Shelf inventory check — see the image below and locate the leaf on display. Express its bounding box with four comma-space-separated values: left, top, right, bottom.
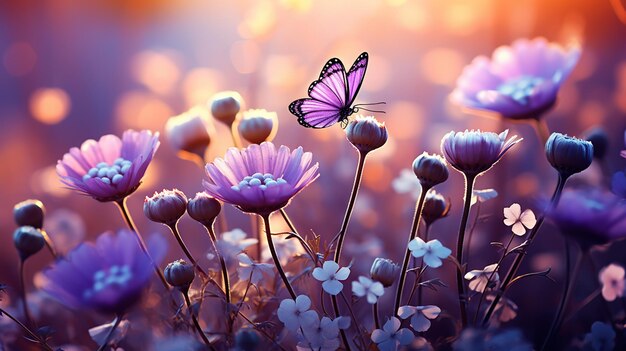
490, 241, 504, 248
419, 278, 448, 291
506, 240, 530, 257
447, 255, 465, 273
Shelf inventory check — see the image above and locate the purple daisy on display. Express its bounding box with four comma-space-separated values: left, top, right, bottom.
57, 130, 160, 202
452, 37, 580, 120
203, 142, 319, 216
39, 229, 166, 315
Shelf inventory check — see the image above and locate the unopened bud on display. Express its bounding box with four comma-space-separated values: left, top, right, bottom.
210, 91, 243, 126
238, 109, 278, 144
14, 226, 45, 260
545, 132, 593, 179
412, 152, 449, 189
14, 199, 45, 229
144, 189, 188, 226
165, 107, 214, 160
187, 192, 222, 226
370, 258, 400, 288
583, 128, 609, 160
422, 190, 450, 225
164, 259, 195, 290
345, 116, 387, 154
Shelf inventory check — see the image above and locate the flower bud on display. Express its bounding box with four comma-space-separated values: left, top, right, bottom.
583, 128, 609, 160
370, 258, 400, 288
412, 152, 449, 189
210, 91, 243, 126
422, 190, 450, 225
165, 107, 214, 161
545, 132, 593, 178
13, 199, 45, 229
13, 226, 45, 260
345, 116, 387, 154
164, 259, 195, 290
144, 189, 188, 226
187, 192, 222, 226
238, 109, 278, 144
235, 329, 260, 351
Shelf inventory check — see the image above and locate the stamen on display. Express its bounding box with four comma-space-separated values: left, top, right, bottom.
82, 158, 132, 185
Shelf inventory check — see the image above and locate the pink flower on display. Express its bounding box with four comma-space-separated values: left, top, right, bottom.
503, 203, 536, 236
57, 130, 159, 202
599, 264, 625, 302
203, 142, 319, 216
452, 37, 580, 120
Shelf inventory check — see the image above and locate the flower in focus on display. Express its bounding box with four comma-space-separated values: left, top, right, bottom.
398, 305, 441, 332
370, 258, 400, 288
503, 203, 536, 236
345, 115, 388, 154
408, 238, 452, 268
165, 107, 214, 161
464, 263, 499, 293
451, 37, 580, 120
422, 190, 451, 226
412, 153, 449, 189
40, 229, 164, 314
57, 130, 159, 202
598, 264, 625, 302
441, 129, 522, 177
143, 189, 188, 226
237, 253, 274, 285
545, 132, 593, 178
210, 91, 243, 126
471, 188, 498, 206
371, 317, 414, 351
392, 169, 422, 199
583, 321, 615, 351
203, 142, 319, 216
352, 276, 384, 304
238, 109, 278, 144
277, 295, 318, 331
312, 261, 350, 295
216, 228, 258, 259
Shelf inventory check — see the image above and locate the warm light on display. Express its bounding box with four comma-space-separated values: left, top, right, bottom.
31, 166, 71, 197
230, 40, 261, 74
4, 42, 37, 76
263, 55, 306, 89
384, 102, 424, 140
238, 0, 277, 39
421, 48, 465, 86
131, 50, 181, 95
29, 88, 71, 124
115, 91, 173, 130
182, 68, 224, 108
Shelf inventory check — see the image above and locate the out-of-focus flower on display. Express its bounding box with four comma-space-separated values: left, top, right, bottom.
422, 190, 451, 226
352, 276, 384, 304
371, 317, 414, 351
408, 238, 451, 268
57, 130, 159, 202
412, 152, 449, 189
441, 129, 521, 177
277, 295, 318, 331
370, 258, 400, 288
143, 189, 187, 226
238, 109, 278, 144
216, 228, 258, 259
464, 263, 499, 292
45, 209, 85, 256
89, 319, 130, 347
234, 329, 260, 351
392, 169, 422, 199
299, 316, 347, 351
13, 226, 45, 260
210, 91, 243, 126
164, 259, 195, 291
237, 253, 274, 285
621, 131, 626, 159
545, 133, 593, 178
312, 261, 350, 295
454, 328, 532, 351
13, 199, 45, 229
153, 335, 202, 351
187, 192, 222, 226
485, 295, 518, 323
203, 142, 319, 216
598, 264, 625, 302
471, 188, 498, 206
583, 128, 609, 160
611, 170, 626, 199
345, 115, 388, 154
550, 188, 626, 251
397, 305, 441, 332
583, 321, 615, 351
165, 107, 214, 161
40, 230, 162, 314
503, 203, 536, 236
451, 37, 580, 120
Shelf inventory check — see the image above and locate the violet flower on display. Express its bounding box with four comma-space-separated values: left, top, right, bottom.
57, 130, 159, 202
452, 37, 580, 120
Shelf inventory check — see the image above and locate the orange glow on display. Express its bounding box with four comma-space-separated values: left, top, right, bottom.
362, 160, 392, 192
115, 91, 173, 130
238, 0, 277, 39
385, 102, 424, 140
230, 40, 261, 74
30, 166, 71, 197
182, 68, 224, 108
131, 50, 181, 95
29, 88, 71, 124
421, 48, 465, 86
3, 42, 37, 76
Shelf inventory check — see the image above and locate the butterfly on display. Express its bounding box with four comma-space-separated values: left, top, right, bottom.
289, 52, 384, 129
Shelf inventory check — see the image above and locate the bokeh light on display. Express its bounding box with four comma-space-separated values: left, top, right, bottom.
29, 88, 71, 125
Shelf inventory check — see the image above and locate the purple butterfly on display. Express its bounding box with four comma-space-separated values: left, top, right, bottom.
289, 52, 383, 129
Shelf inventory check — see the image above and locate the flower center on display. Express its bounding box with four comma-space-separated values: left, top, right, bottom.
231, 172, 287, 191
83, 265, 133, 299
82, 158, 132, 185
497, 76, 545, 105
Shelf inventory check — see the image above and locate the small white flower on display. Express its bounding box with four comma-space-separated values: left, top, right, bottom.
371, 317, 414, 351
599, 264, 625, 302
397, 305, 441, 332
352, 276, 384, 304
216, 228, 258, 258
503, 203, 536, 236
312, 261, 350, 295
408, 238, 451, 268
237, 253, 274, 285
464, 263, 499, 293
471, 188, 498, 205
277, 295, 319, 331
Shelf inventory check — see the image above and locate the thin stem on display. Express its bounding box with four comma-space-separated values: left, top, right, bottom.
261, 214, 296, 299
230, 125, 243, 148
40, 230, 59, 259
0, 307, 53, 351
483, 174, 567, 326
373, 302, 381, 330
534, 119, 551, 146
407, 266, 428, 305
563, 288, 601, 324
18, 259, 33, 328
207, 225, 232, 304
167, 223, 208, 279
250, 215, 262, 261
340, 291, 367, 349
417, 224, 432, 306
464, 202, 482, 267
184, 290, 216, 351
279, 209, 318, 263
96, 315, 123, 351
587, 254, 618, 328
394, 187, 430, 315
454, 174, 476, 329
236, 310, 289, 351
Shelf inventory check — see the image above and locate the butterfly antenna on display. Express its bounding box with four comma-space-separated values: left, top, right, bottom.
354, 102, 386, 107
358, 107, 386, 114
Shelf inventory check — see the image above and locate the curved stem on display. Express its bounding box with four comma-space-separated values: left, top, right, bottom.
18, 259, 33, 328
167, 223, 208, 279
230, 125, 242, 148
373, 302, 381, 330
261, 214, 296, 299
454, 174, 476, 329
207, 225, 231, 304
482, 174, 567, 326
534, 119, 551, 146
184, 290, 216, 351
0, 307, 53, 351
394, 187, 429, 315
40, 230, 59, 259
96, 315, 123, 351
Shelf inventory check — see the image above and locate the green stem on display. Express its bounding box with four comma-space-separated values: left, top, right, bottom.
18, 259, 33, 328
454, 174, 476, 329
96, 315, 123, 351
184, 290, 216, 351
261, 214, 296, 299
167, 223, 208, 279
207, 225, 231, 304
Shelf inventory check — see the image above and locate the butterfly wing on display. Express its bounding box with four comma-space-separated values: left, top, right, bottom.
289, 98, 342, 129
346, 52, 368, 105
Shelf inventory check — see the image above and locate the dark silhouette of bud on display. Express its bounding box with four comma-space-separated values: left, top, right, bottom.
164, 259, 195, 291
14, 199, 45, 229
422, 190, 451, 226
370, 258, 400, 288
14, 226, 45, 260
412, 153, 449, 189
545, 132, 593, 178
583, 128, 609, 160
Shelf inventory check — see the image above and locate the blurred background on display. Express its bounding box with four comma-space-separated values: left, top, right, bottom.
1, 0, 626, 348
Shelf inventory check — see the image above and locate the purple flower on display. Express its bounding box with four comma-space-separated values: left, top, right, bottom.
452, 37, 580, 120
39, 229, 165, 314
57, 130, 160, 202
441, 129, 522, 177
203, 142, 319, 215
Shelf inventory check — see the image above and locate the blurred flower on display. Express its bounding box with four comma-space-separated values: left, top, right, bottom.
454, 328, 531, 351
203, 142, 319, 215
312, 261, 350, 295
13, 226, 45, 260
465, 263, 499, 293
371, 317, 414, 351
277, 295, 318, 331
398, 305, 441, 332
583, 128, 609, 160
187, 192, 222, 227
237, 253, 274, 285
621, 131, 626, 159
392, 169, 422, 199
165, 107, 214, 161
485, 295, 518, 323
56, 130, 159, 202
210, 91, 243, 126
598, 264, 625, 302
89, 319, 130, 347
143, 189, 188, 226
441, 129, 521, 177
545, 133, 593, 179
216, 228, 258, 259
412, 152, 449, 189
352, 276, 384, 304
164, 259, 195, 291
422, 190, 451, 226
583, 321, 615, 351
408, 238, 451, 268
238, 109, 278, 144
471, 188, 498, 206
13, 199, 45, 229
234, 329, 260, 351
503, 203, 536, 236
451, 37, 580, 120
370, 258, 400, 288
45, 209, 85, 256
345, 116, 388, 154
299, 316, 345, 351
611, 170, 626, 199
